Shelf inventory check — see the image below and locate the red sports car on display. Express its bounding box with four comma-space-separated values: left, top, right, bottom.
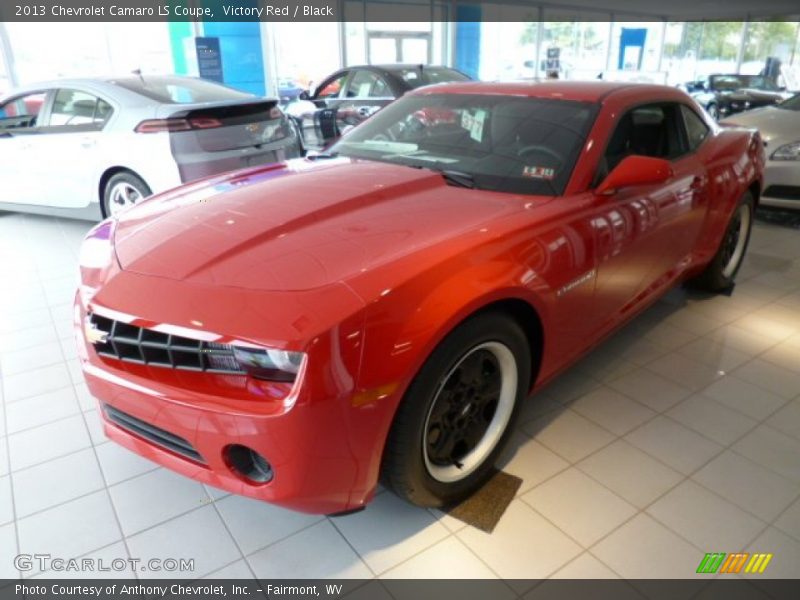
75, 81, 764, 514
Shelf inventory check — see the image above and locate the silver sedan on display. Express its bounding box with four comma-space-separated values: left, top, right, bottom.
0, 75, 304, 219
722, 95, 800, 210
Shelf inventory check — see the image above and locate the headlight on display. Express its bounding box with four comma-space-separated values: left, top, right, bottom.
233, 346, 305, 382
770, 141, 800, 161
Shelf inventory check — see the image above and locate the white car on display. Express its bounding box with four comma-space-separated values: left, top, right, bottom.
722, 94, 800, 210
0, 75, 303, 219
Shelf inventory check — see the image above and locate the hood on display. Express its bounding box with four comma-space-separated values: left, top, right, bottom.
721, 105, 800, 146
113, 158, 539, 292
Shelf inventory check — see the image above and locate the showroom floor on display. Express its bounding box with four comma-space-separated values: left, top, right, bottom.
1, 210, 800, 584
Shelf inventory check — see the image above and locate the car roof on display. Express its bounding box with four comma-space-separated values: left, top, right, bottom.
2, 74, 209, 97
407, 80, 686, 103
346, 64, 457, 71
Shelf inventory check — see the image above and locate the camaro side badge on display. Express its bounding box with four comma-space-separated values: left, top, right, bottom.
556, 269, 597, 297
84, 319, 109, 345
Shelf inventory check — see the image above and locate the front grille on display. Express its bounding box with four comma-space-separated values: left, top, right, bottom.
104, 404, 205, 463
763, 185, 800, 201
88, 314, 245, 374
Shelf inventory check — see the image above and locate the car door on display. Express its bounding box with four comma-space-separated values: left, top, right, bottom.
0, 90, 51, 206
29, 88, 115, 208
309, 70, 350, 145
590, 102, 708, 329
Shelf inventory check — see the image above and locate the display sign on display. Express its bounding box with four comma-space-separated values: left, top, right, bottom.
195, 37, 223, 83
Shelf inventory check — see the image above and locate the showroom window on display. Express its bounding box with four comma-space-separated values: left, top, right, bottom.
48, 89, 113, 129
680, 105, 710, 151
0, 90, 46, 129
542, 15, 612, 80
741, 20, 800, 73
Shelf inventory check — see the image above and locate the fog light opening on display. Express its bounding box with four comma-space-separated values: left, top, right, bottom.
225, 445, 273, 484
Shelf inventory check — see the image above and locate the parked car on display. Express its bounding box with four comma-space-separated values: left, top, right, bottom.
722, 93, 800, 209
682, 73, 793, 120
76, 81, 763, 514
285, 64, 470, 148
0, 75, 304, 219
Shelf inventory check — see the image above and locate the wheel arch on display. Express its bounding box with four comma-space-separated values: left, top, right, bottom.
98, 166, 150, 218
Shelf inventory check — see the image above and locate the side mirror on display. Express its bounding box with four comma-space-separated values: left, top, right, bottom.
596, 155, 673, 196
298, 90, 310, 101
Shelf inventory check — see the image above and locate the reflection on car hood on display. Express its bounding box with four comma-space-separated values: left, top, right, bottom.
113, 158, 539, 292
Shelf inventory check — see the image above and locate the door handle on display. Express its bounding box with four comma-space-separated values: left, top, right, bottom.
80, 137, 96, 148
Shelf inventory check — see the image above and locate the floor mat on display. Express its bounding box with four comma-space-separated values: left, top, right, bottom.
444, 469, 522, 533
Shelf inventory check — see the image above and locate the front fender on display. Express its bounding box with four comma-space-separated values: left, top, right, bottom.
339, 254, 553, 506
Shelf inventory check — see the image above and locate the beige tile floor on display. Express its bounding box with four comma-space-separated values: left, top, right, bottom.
1, 210, 800, 583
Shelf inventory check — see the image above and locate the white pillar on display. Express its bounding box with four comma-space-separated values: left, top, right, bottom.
260, 21, 279, 98
735, 20, 749, 74
657, 20, 667, 73
0, 22, 18, 88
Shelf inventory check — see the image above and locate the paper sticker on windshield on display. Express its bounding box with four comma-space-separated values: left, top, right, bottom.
523, 166, 556, 180
470, 110, 486, 142
460, 109, 486, 142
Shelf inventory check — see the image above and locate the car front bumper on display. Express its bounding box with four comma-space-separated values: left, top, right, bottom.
74, 282, 382, 514
761, 160, 800, 209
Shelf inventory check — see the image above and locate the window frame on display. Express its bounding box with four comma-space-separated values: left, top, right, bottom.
593, 100, 703, 188
314, 71, 350, 101
43, 87, 116, 133
678, 103, 711, 153
0, 89, 54, 133
344, 69, 393, 100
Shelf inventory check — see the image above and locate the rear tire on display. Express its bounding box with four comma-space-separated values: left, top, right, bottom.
103, 172, 151, 218
381, 312, 532, 507
690, 191, 754, 292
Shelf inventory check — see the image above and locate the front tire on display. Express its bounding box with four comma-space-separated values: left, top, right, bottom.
103, 172, 151, 218
691, 191, 754, 292
381, 312, 532, 507
707, 103, 720, 120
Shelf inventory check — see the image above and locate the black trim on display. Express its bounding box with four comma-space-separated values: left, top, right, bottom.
763, 185, 800, 201
89, 313, 245, 375
104, 404, 205, 464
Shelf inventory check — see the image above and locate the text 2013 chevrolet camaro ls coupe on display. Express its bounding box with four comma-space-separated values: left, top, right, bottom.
75, 81, 764, 514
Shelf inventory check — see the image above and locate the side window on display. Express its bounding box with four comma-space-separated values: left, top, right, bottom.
680, 105, 710, 151
315, 73, 347, 100
598, 102, 689, 181
48, 89, 113, 129
0, 91, 47, 129
347, 70, 390, 98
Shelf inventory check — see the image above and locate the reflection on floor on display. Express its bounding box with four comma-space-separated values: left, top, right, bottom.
1, 209, 799, 583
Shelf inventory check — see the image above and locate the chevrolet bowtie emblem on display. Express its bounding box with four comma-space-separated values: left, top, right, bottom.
84, 319, 109, 345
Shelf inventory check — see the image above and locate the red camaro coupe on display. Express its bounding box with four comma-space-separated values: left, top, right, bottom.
76, 81, 764, 514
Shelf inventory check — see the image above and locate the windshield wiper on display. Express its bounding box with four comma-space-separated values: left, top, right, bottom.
438, 170, 475, 189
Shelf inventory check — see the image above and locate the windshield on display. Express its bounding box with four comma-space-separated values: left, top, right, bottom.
330, 93, 597, 196
778, 94, 800, 111
710, 75, 778, 92
390, 67, 470, 89
110, 76, 254, 104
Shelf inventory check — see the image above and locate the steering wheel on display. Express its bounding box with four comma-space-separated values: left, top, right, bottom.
517, 144, 564, 165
